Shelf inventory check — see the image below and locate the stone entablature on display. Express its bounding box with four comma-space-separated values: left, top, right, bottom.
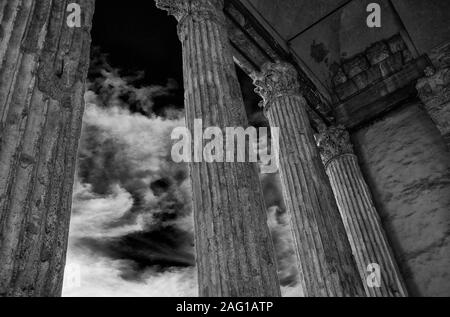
332, 34, 430, 129
332, 34, 413, 102
223, 1, 334, 126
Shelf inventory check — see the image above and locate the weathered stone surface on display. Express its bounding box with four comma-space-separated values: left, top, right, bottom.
366, 41, 391, 66
156, 0, 281, 297
253, 62, 364, 297
387, 34, 407, 55
429, 42, 450, 69
225, 17, 270, 68
335, 80, 359, 101
0, 0, 95, 297
317, 126, 354, 166
317, 126, 408, 297
353, 103, 450, 296
333, 36, 414, 103
331, 34, 417, 106
342, 54, 370, 79
332, 67, 348, 87
335, 55, 430, 128
377, 52, 404, 78
361, 66, 383, 88
417, 65, 450, 148
352, 71, 371, 91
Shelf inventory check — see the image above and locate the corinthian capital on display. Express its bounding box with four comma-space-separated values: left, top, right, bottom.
155, 0, 224, 22
252, 62, 302, 109
155, 0, 188, 20
417, 67, 450, 104
317, 126, 354, 166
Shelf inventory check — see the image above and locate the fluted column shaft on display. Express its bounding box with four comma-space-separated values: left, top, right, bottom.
156, 0, 280, 297
416, 43, 450, 149
0, 0, 95, 296
317, 126, 408, 297
253, 63, 364, 297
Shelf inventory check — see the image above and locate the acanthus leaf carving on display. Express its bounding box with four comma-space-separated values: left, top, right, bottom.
317, 125, 354, 167
252, 62, 302, 109
155, 0, 225, 40
155, 0, 189, 21
417, 67, 450, 104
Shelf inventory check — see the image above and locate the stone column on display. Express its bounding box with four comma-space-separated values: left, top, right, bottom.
253, 62, 364, 297
155, 0, 280, 297
317, 126, 408, 297
0, 0, 95, 296
416, 43, 450, 149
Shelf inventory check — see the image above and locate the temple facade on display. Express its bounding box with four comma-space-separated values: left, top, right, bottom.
0, 0, 449, 297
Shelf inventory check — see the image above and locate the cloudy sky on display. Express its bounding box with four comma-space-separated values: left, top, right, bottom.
62, 1, 301, 297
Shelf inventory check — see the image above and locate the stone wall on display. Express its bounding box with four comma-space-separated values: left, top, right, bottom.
332, 34, 413, 102
352, 101, 450, 296
248, 0, 403, 88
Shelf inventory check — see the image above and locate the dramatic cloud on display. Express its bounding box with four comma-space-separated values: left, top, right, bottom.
63, 51, 301, 297
63, 253, 197, 297
64, 51, 195, 296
